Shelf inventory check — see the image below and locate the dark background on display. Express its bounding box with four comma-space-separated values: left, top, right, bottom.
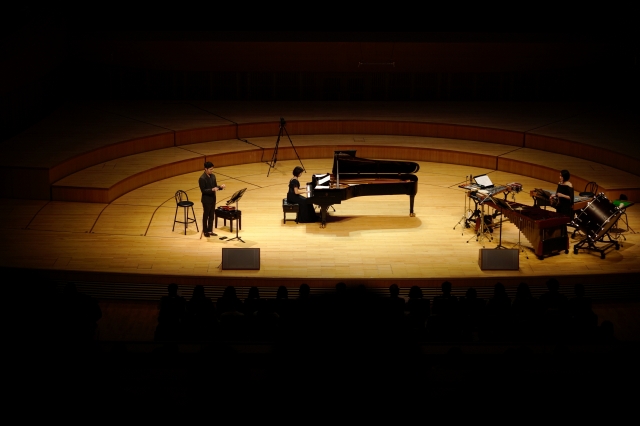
2, 7, 638, 141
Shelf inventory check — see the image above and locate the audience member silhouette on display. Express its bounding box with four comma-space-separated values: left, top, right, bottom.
216, 286, 245, 339
406, 286, 429, 333
483, 282, 512, 341
383, 284, 406, 330
539, 278, 570, 342
568, 283, 598, 341
184, 285, 217, 341
458, 287, 485, 341
243, 286, 264, 317
155, 283, 186, 341
511, 282, 541, 341
273, 285, 291, 319
293, 283, 315, 327
429, 281, 459, 340
217, 286, 244, 316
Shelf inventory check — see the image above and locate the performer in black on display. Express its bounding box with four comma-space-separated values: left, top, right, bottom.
551, 169, 574, 217
199, 161, 225, 237
287, 166, 318, 223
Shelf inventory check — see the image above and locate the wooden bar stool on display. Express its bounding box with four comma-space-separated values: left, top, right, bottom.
173, 190, 198, 235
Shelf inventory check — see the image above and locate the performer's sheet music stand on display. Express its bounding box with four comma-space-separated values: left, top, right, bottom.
226, 188, 247, 243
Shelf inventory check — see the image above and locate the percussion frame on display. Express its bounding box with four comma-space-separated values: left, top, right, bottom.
573, 232, 619, 259
572, 193, 622, 258
467, 201, 493, 244
454, 176, 476, 234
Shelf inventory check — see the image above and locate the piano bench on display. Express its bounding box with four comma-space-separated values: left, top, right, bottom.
283, 199, 299, 223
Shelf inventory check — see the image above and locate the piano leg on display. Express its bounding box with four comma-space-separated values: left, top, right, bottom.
319, 206, 329, 228
409, 195, 416, 217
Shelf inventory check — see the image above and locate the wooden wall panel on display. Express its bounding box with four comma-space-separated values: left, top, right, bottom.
175, 125, 237, 146
12, 120, 639, 203
274, 120, 523, 147
526, 134, 640, 177
50, 133, 175, 184
51, 186, 110, 204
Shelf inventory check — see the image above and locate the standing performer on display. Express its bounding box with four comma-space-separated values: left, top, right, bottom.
199, 161, 225, 237
551, 169, 574, 217
287, 166, 318, 223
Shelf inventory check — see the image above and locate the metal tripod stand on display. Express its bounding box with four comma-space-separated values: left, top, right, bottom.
267, 117, 304, 177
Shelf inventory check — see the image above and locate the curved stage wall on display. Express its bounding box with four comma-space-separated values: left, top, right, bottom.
5, 120, 639, 202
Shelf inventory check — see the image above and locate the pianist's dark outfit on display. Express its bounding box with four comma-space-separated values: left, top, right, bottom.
288, 178, 318, 223
555, 183, 574, 217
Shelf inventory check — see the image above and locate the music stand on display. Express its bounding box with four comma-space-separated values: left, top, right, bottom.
226, 188, 247, 243
490, 196, 513, 250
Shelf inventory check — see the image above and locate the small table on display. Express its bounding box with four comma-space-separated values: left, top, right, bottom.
215, 208, 241, 232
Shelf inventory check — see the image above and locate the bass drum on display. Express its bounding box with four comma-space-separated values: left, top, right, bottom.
572, 193, 622, 240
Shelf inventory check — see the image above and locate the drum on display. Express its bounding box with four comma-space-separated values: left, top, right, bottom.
507, 182, 523, 193
572, 193, 622, 240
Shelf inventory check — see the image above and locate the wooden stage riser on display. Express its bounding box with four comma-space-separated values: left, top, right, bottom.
11, 120, 634, 202
50, 145, 636, 203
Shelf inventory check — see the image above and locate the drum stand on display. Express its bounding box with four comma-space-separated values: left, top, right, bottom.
573, 232, 619, 259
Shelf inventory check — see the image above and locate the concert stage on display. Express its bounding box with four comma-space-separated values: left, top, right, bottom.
1, 102, 639, 301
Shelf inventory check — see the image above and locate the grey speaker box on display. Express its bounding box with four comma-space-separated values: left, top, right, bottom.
478, 248, 519, 270
222, 248, 260, 270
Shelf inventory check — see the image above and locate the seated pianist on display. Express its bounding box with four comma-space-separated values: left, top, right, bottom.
287, 166, 319, 223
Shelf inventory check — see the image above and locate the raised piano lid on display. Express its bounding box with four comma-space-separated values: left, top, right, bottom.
332, 150, 420, 176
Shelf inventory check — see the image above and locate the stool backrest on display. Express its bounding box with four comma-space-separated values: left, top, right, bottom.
175, 190, 189, 204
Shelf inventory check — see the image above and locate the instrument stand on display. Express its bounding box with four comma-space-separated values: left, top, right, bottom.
573, 232, 619, 259
611, 209, 636, 243
454, 176, 475, 233
494, 207, 508, 250
467, 202, 493, 244
511, 216, 529, 259
267, 118, 304, 177
226, 188, 247, 243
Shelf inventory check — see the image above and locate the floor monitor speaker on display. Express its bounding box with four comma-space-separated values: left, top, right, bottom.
479, 248, 519, 270
222, 248, 260, 270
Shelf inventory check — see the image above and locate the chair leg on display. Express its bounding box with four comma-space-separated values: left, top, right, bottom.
183, 207, 188, 235
173, 207, 179, 231
190, 206, 199, 232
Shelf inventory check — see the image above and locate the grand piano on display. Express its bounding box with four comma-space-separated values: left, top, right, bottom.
307, 150, 419, 227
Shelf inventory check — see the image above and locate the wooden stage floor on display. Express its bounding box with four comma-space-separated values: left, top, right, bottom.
3, 159, 639, 296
